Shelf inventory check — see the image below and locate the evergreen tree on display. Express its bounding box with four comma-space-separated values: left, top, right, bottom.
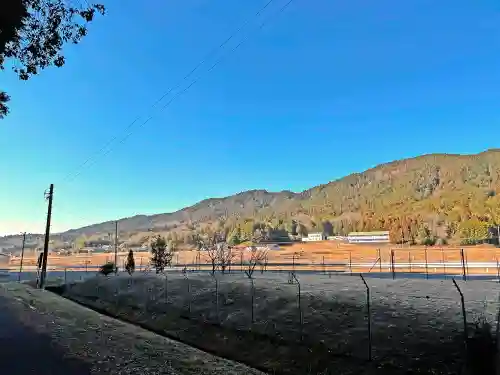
227, 227, 242, 246
150, 235, 173, 274
125, 249, 135, 275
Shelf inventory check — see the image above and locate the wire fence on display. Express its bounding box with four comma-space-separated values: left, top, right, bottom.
5, 246, 500, 372
7, 245, 500, 283
58, 269, 500, 373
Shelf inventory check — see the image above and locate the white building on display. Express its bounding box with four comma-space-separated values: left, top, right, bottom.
327, 235, 348, 241
246, 244, 280, 251
302, 232, 327, 242
347, 231, 390, 244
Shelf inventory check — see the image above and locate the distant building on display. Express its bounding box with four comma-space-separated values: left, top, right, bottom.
347, 231, 390, 244
245, 244, 280, 251
302, 232, 327, 242
85, 240, 112, 248
327, 235, 348, 241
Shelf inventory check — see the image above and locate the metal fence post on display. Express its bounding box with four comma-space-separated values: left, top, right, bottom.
464, 249, 470, 278
291, 273, 303, 341
164, 274, 168, 305
18, 246, 26, 282
377, 248, 382, 273
250, 278, 255, 326
496, 258, 500, 283
184, 273, 191, 315
452, 278, 468, 351
441, 248, 446, 278
349, 250, 353, 275
391, 249, 395, 279
212, 275, 219, 323
360, 274, 372, 361
460, 249, 467, 281
64, 268, 67, 284
424, 247, 429, 280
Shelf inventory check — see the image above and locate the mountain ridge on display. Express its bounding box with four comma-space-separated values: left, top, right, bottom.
2, 149, 500, 251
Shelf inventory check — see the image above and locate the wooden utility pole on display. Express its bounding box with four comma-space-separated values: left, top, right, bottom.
39, 184, 54, 289
114, 220, 118, 274
18, 232, 27, 282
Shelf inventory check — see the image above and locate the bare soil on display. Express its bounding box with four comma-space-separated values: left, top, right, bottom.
10, 241, 500, 276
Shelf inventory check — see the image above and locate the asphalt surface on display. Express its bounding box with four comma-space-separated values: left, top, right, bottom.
0, 295, 92, 374
0, 283, 266, 375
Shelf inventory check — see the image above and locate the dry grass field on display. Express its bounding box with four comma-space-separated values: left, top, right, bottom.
9, 240, 500, 276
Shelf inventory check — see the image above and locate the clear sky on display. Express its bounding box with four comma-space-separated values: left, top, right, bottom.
1, 0, 499, 235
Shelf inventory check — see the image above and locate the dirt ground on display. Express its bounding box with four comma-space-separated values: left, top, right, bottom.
10, 241, 500, 276
62, 272, 500, 374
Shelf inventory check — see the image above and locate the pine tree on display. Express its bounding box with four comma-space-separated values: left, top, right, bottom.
125, 249, 135, 275
150, 235, 173, 274
227, 227, 242, 246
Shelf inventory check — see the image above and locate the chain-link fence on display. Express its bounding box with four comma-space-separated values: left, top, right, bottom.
59, 269, 500, 374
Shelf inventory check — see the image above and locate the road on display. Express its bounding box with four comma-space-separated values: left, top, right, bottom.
0, 282, 264, 375
0, 295, 92, 374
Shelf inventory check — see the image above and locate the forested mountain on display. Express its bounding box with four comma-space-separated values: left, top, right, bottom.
2, 149, 500, 251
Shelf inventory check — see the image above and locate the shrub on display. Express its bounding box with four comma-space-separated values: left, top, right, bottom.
99, 262, 116, 276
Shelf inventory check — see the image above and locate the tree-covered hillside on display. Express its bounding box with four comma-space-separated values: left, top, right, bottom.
3, 149, 500, 252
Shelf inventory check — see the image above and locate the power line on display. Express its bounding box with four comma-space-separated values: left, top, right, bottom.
61, 0, 283, 185
64, 0, 295, 184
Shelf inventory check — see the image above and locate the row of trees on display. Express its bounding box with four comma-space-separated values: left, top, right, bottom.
105, 232, 268, 279
159, 215, 496, 248
201, 214, 499, 246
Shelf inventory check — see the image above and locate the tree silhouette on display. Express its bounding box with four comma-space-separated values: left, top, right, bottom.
150, 235, 173, 274
244, 246, 268, 279
125, 249, 135, 275
0, 0, 105, 118
0, 92, 9, 119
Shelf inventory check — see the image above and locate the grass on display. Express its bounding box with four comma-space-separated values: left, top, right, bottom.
58, 271, 500, 374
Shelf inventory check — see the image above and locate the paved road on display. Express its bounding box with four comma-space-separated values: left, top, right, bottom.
0, 295, 92, 374
0, 283, 265, 375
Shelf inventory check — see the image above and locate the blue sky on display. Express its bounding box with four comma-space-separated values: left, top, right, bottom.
1, 0, 499, 235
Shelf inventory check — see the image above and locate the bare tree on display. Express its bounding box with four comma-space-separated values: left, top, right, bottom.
206, 242, 219, 275
198, 232, 223, 275
218, 242, 235, 274
197, 231, 235, 275
244, 245, 268, 279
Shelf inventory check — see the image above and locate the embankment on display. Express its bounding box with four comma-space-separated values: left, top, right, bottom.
59, 272, 500, 374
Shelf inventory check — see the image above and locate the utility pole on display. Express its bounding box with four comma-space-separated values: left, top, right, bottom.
114, 220, 118, 274
39, 184, 54, 289
18, 232, 27, 282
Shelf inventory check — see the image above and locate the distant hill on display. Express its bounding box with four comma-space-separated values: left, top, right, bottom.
2, 149, 500, 252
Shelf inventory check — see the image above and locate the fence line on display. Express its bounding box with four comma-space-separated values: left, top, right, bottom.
8, 261, 497, 374
61, 269, 499, 373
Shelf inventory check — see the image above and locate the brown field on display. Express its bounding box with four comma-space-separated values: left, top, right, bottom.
8, 241, 500, 276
